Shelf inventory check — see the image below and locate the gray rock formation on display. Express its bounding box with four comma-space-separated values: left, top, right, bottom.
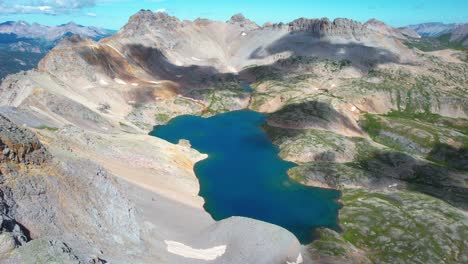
227, 13, 259, 30
288, 17, 367, 38
168, 217, 302, 264
119, 10, 182, 38
0, 114, 141, 262
0, 115, 49, 165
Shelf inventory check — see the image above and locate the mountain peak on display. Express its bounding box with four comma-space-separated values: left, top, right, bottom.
61, 21, 79, 27
127, 9, 180, 27
119, 10, 182, 38
229, 13, 247, 23
365, 18, 385, 25
227, 13, 259, 29
131, 9, 173, 20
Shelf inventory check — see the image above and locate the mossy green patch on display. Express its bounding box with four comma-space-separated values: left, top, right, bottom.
330, 188, 468, 264
154, 113, 170, 123
359, 112, 467, 170
36, 125, 59, 131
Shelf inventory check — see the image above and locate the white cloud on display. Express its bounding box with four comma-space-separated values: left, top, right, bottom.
0, 0, 96, 14
155, 8, 166, 13
87, 12, 97, 17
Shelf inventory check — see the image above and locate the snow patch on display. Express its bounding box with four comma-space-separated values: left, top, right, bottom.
191, 56, 203, 61
99, 79, 109, 86
164, 240, 226, 261
287, 254, 303, 264
114, 78, 127, 85
131, 83, 139, 87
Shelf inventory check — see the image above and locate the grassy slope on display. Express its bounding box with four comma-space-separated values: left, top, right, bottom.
250, 55, 468, 263
309, 188, 468, 264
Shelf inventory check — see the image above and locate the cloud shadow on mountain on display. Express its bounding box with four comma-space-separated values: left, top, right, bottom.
249, 32, 401, 69
266, 101, 363, 135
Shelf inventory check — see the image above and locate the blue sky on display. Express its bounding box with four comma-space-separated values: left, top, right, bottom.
0, 0, 467, 30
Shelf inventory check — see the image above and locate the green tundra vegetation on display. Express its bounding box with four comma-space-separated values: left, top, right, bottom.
246, 55, 468, 263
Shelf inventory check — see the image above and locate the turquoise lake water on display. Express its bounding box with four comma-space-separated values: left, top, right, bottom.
150, 110, 341, 243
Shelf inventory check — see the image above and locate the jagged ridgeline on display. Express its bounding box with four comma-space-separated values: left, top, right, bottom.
0, 10, 467, 264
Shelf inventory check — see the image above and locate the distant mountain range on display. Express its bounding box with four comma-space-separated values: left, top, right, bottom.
401, 22, 468, 50
0, 19, 466, 82
405, 22, 458, 37
0, 21, 114, 80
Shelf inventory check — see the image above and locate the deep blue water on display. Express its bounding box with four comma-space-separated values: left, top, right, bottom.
241, 81, 254, 93
150, 110, 340, 243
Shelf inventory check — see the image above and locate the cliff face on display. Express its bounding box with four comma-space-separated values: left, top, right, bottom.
287, 17, 367, 38
0, 115, 46, 257
0, 114, 142, 262
0, 115, 49, 165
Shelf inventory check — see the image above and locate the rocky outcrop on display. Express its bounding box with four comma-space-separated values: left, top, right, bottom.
0, 114, 142, 262
287, 17, 367, 38
0, 187, 29, 256
227, 13, 259, 30
119, 10, 182, 38
0, 115, 44, 259
0, 115, 49, 165
176, 217, 302, 264
3, 238, 83, 264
